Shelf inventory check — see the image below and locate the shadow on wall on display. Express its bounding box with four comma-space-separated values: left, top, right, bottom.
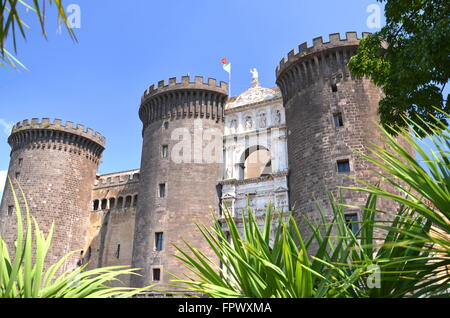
81, 187, 139, 287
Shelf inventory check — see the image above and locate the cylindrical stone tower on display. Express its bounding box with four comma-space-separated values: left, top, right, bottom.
131, 76, 228, 288
0, 118, 105, 270
276, 32, 401, 238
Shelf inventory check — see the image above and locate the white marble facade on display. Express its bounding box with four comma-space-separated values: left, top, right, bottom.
220, 72, 290, 236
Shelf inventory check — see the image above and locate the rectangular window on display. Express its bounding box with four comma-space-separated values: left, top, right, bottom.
162, 145, 169, 158
153, 268, 161, 281
333, 113, 344, 127
15, 172, 20, 179
18, 158, 23, 166
155, 232, 164, 251
116, 244, 121, 259
337, 160, 351, 173
331, 83, 338, 92
159, 183, 166, 198
8, 205, 14, 216
345, 214, 359, 234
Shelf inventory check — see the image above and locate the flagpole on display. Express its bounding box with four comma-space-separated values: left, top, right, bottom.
221, 58, 232, 98
228, 69, 231, 97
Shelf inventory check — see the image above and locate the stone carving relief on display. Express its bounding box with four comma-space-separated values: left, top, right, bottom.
274, 110, 281, 125
226, 167, 233, 179
258, 113, 267, 128
245, 116, 253, 130
229, 118, 238, 131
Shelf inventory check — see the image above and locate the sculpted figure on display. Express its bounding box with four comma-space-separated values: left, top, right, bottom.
259, 113, 266, 128
230, 118, 237, 131
245, 116, 253, 130
274, 110, 281, 125
250, 68, 260, 87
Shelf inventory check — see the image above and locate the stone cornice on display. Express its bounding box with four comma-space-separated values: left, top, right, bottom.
220, 171, 289, 186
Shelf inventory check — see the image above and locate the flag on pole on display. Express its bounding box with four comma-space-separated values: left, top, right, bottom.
221, 58, 231, 73
221, 58, 231, 96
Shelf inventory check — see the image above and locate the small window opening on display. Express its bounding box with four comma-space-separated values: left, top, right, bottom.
333, 113, 344, 127
159, 184, 166, 198
116, 244, 121, 259
331, 83, 338, 92
155, 232, 164, 251
162, 145, 169, 158
153, 268, 161, 281
345, 214, 359, 234
337, 160, 351, 173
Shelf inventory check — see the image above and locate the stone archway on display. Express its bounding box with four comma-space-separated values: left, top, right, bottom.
238, 145, 272, 180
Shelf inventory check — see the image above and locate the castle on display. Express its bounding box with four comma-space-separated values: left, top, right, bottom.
0, 32, 400, 289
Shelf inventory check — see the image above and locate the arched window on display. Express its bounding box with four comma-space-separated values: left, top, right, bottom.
109, 197, 116, 209
239, 146, 272, 180
93, 200, 99, 211
101, 199, 108, 210
125, 196, 132, 208
133, 195, 138, 207
117, 197, 124, 209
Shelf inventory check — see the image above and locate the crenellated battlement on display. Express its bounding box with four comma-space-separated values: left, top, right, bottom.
141, 75, 228, 102
94, 169, 140, 188
11, 118, 106, 147
275, 32, 371, 104
139, 75, 229, 129
276, 32, 370, 77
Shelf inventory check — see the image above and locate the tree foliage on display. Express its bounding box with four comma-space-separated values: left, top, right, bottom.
349, 0, 450, 136
1, 0, 75, 69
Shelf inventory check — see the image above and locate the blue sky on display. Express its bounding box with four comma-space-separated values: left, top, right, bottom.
0, 0, 388, 193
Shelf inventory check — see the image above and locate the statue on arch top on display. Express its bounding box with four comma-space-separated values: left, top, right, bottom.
250, 68, 260, 88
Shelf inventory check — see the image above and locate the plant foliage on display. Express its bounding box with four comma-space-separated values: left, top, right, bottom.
1, 0, 75, 70
348, 0, 450, 136
0, 178, 151, 298
170, 112, 449, 298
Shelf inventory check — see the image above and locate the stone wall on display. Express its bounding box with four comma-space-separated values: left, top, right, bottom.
131, 76, 228, 288
84, 170, 139, 287
276, 33, 406, 246
0, 118, 104, 271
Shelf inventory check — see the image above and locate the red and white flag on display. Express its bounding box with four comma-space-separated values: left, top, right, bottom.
221, 58, 231, 73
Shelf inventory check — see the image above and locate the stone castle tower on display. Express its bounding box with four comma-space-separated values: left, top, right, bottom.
276, 32, 398, 234
0, 32, 408, 291
131, 76, 228, 288
0, 119, 105, 270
